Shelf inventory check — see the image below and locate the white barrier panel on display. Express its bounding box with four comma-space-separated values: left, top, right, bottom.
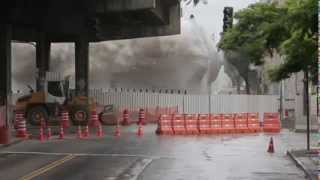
158, 94, 183, 111
88, 90, 279, 117
183, 95, 209, 114
12, 90, 279, 118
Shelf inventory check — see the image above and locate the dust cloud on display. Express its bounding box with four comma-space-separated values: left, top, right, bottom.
12, 18, 223, 94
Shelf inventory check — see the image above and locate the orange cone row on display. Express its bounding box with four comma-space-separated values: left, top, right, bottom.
118, 107, 178, 126
114, 125, 121, 137
97, 123, 104, 137
156, 113, 280, 135
89, 111, 100, 127
15, 111, 30, 139
121, 109, 130, 126
38, 118, 46, 141
60, 110, 70, 128
14, 110, 149, 140
136, 123, 144, 137
137, 108, 146, 125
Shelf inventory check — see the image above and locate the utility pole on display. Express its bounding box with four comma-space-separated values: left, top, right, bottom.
279, 80, 284, 122
304, 70, 310, 151
317, 86, 319, 117
209, 88, 211, 114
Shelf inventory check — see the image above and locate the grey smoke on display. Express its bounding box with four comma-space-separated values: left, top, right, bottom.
223, 51, 260, 94
12, 18, 222, 94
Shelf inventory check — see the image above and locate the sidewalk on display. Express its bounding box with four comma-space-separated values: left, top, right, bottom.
0, 137, 22, 148
287, 149, 320, 180
0, 128, 27, 148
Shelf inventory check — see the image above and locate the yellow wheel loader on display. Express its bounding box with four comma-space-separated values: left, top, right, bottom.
15, 77, 96, 126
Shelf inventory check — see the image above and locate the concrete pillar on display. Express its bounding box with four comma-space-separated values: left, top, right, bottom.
36, 32, 50, 91
75, 38, 89, 96
0, 25, 12, 107
0, 24, 12, 144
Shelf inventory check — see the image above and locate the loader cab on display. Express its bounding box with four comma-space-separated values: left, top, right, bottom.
46, 80, 69, 105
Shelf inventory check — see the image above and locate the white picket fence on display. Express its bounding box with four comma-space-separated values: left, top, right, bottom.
89, 90, 279, 120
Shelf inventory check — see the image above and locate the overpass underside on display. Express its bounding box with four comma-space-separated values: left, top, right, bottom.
0, 0, 180, 107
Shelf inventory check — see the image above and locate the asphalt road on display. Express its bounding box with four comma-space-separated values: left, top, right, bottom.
0, 125, 307, 180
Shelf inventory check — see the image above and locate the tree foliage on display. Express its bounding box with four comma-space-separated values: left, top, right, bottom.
182, 0, 208, 7
218, 0, 317, 83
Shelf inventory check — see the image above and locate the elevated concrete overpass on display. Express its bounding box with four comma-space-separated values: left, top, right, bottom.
0, 0, 180, 105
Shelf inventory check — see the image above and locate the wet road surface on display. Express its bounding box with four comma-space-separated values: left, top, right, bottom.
0, 125, 307, 180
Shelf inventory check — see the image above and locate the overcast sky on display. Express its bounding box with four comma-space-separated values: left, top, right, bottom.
183, 0, 260, 44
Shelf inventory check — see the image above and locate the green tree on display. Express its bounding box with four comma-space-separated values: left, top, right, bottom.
182, 0, 207, 6
218, 0, 317, 84
219, 3, 288, 64
269, 0, 317, 82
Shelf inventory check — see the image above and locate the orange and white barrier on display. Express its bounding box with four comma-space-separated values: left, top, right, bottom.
263, 113, 280, 133
198, 114, 210, 134
185, 114, 199, 134
172, 114, 185, 135
248, 113, 261, 133
209, 114, 222, 134
221, 114, 235, 133
156, 114, 173, 135
156, 112, 279, 135
234, 113, 249, 133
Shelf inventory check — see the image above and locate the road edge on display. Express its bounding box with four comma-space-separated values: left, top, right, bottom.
286, 150, 313, 180
0, 138, 22, 148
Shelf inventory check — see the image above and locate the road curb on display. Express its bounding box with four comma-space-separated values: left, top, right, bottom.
0, 139, 23, 148
287, 150, 315, 180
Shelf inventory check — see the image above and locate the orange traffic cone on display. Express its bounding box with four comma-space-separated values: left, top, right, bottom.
121, 109, 130, 126
60, 110, 70, 128
77, 125, 83, 139
47, 127, 52, 139
90, 111, 100, 127
114, 126, 121, 137
267, 137, 274, 153
136, 124, 144, 137
59, 125, 65, 139
96, 123, 104, 137
15, 111, 30, 139
83, 125, 90, 138
137, 108, 146, 125
38, 125, 46, 141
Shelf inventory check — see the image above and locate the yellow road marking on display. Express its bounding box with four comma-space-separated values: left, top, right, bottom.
19, 154, 75, 180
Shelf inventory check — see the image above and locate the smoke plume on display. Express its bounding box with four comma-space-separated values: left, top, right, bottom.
12, 18, 222, 94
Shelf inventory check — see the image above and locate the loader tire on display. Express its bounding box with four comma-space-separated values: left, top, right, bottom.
27, 106, 49, 126
70, 106, 89, 126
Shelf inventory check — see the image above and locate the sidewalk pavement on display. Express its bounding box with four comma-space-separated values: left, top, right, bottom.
0, 126, 62, 148
287, 149, 320, 180
0, 125, 102, 148
0, 136, 22, 148
0, 129, 27, 148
